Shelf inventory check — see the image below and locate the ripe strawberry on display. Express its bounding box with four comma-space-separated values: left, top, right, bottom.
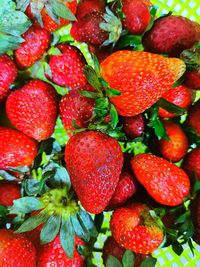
131, 154, 190, 206
184, 70, 200, 90
48, 44, 87, 89
76, 0, 105, 19
143, 15, 200, 56
0, 229, 36, 267
0, 127, 38, 170
0, 181, 21, 206
59, 89, 95, 135
158, 121, 189, 162
123, 114, 145, 138
65, 131, 123, 214
193, 194, 200, 244
122, 0, 151, 34
0, 55, 17, 102
14, 25, 51, 69
183, 147, 200, 179
6, 80, 58, 141
100, 51, 185, 116
158, 85, 193, 118
37, 235, 85, 267
186, 100, 200, 136
110, 203, 164, 254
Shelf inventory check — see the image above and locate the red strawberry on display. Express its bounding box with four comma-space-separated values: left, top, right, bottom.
143, 15, 200, 56
0, 55, 17, 102
158, 85, 193, 118
6, 80, 58, 141
76, 0, 105, 19
158, 120, 189, 162
100, 50, 185, 116
0, 181, 21, 206
14, 25, 51, 69
37, 235, 85, 267
123, 114, 145, 138
131, 154, 190, 206
110, 203, 164, 254
0, 127, 38, 170
65, 131, 123, 214
185, 70, 200, 90
59, 89, 95, 135
183, 147, 200, 179
122, 0, 151, 34
0, 229, 36, 267
186, 100, 200, 136
48, 44, 87, 89
107, 172, 137, 209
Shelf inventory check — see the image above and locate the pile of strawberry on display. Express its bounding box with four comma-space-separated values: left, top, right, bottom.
0, 0, 200, 266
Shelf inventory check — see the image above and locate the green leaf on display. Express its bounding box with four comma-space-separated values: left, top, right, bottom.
96, 98, 109, 109
172, 74, 185, 88
78, 210, 98, 239
0, 205, 8, 227
145, 5, 158, 32
71, 214, 90, 242
83, 66, 103, 93
92, 54, 100, 75
23, 179, 42, 196
122, 250, 135, 267
140, 256, 157, 267
8, 166, 30, 173
107, 88, 121, 97
79, 90, 100, 99
94, 213, 104, 232
40, 215, 61, 243
116, 35, 142, 50
110, 104, 119, 128
16, 0, 30, 12
11, 197, 44, 214
157, 98, 185, 115
171, 242, 183, 256
60, 218, 75, 258
50, 0, 76, 21
0, 170, 17, 181
106, 255, 122, 267
48, 47, 62, 56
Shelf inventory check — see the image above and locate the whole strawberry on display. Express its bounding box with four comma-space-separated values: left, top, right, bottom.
110, 203, 164, 254
14, 25, 51, 69
100, 50, 185, 116
76, 0, 105, 19
6, 80, 58, 141
186, 100, 200, 136
185, 70, 200, 90
183, 147, 200, 179
0, 55, 17, 102
143, 15, 200, 56
0, 127, 38, 170
0, 229, 36, 267
131, 154, 190, 206
0, 181, 21, 206
65, 131, 123, 214
48, 44, 87, 89
123, 114, 145, 138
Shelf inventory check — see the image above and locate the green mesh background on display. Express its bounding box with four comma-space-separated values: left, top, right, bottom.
53, 1, 200, 266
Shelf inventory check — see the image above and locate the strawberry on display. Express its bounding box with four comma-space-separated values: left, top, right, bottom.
123, 114, 145, 139
6, 80, 58, 141
158, 121, 189, 162
183, 147, 200, 179
158, 85, 193, 118
186, 100, 200, 136
76, 0, 105, 19
59, 89, 95, 135
110, 203, 164, 254
185, 70, 200, 90
131, 154, 190, 206
0, 229, 36, 267
100, 50, 185, 116
193, 194, 200, 244
0, 127, 38, 170
0, 55, 17, 102
48, 44, 87, 89
14, 25, 51, 69
88, 45, 112, 63
0, 181, 21, 206
122, 0, 151, 34
65, 131, 123, 214
143, 15, 200, 56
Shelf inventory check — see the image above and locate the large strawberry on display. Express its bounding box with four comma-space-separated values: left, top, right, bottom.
131, 154, 190, 206
0, 181, 21, 206
76, 0, 105, 19
6, 80, 58, 141
110, 203, 164, 254
0, 127, 38, 170
0, 229, 36, 267
186, 100, 200, 136
100, 51, 185, 116
65, 131, 123, 214
0, 55, 17, 102
14, 25, 51, 69
183, 147, 200, 179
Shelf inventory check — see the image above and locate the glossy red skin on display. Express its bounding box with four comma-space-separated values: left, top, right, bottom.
0, 181, 21, 206
48, 44, 87, 89
123, 114, 145, 138
122, 0, 151, 34
6, 80, 58, 141
143, 16, 200, 56
131, 154, 190, 206
159, 121, 189, 162
0, 229, 36, 267
76, 0, 105, 19
0, 55, 17, 102
37, 235, 85, 267
186, 100, 200, 136
158, 85, 193, 118
14, 25, 50, 69
183, 147, 200, 179
185, 70, 200, 90
0, 127, 38, 170
65, 131, 123, 214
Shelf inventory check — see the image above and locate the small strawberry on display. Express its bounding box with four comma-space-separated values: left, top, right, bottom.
123, 114, 145, 139
0, 127, 38, 170
0, 181, 21, 206
110, 203, 164, 254
158, 121, 189, 162
0, 229, 36, 267
183, 147, 200, 179
186, 100, 200, 136
185, 70, 200, 90
131, 154, 190, 206
48, 44, 87, 89
65, 131, 123, 214
0, 55, 17, 102
14, 25, 51, 69
158, 85, 193, 118
6, 80, 58, 141
76, 0, 105, 19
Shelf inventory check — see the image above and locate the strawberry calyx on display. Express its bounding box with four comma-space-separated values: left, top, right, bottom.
180, 42, 200, 72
